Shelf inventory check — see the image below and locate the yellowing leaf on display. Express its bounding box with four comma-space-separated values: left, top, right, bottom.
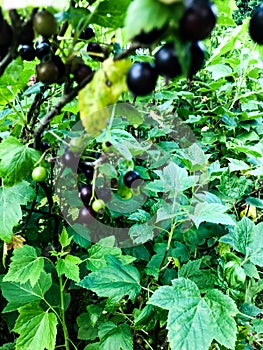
78, 58, 131, 136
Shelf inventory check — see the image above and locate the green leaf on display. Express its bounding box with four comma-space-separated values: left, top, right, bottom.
220, 217, 255, 255
59, 227, 73, 248
227, 158, 250, 172
0, 181, 35, 242
86, 237, 136, 271
125, 0, 184, 40
206, 64, 233, 80
3, 245, 45, 287
129, 223, 155, 244
14, 303, 58, 350
190, 202, 236, 228
246, 222, 263, 267
154, 161, 198, 196
98, 322, 133, 350
1, 272, 52, 313
77, 312, 99, 341
91, 0, 131, 29
148, 278, 238, 350
79, 255, 141, 303
0, 137, 41, 186
56, 254, 82, 282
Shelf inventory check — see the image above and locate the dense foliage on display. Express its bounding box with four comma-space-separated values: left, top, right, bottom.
0, 0, 263, 350
233, 0, 261, 24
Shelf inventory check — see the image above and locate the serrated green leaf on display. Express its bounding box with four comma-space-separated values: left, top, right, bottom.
129, 223, 154, 244
79, 59, 131, 136
79, 255, 141, 303
56, 254, 82, 282
14, 304, 58, 350
98, 322, 133, 350
59, 227, 73, 249
148, 278, 238, 350
3, 245, 45, 287
154, 161, 198, 195
1, 272, 52, 313
227, 158, 250, 172
0, 181, 35, 242
220, 217, 255, 255
190, 202, 236, 228
0, 137, 41, 186
86, 239, 136, 271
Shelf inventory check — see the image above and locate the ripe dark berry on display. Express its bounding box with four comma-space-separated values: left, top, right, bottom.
133, 27, 165, 45
87, 42, 109, 62
62, 149, 79, 170
249, 4, 263, 44
36, 60, 59, 84
77, 206, 95, 224
79, 26, 95, 40
19, 45, 36, 61
154, 42, 181, 78
40, 141, 51, 152
79, 184, 93, 204
127, 62, 158, 96
82, 165, 94, 181
73, 63, 93, 84
123, 170, 141, 188
188, 41, 205, 78
33, 10, 57, 38
179, 0, 217, 41
35, 40, 51, 60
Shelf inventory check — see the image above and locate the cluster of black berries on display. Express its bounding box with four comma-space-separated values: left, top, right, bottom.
61, 148, 141, 225
126, 0, 217, 96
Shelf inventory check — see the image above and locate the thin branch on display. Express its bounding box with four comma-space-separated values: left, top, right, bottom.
33, 71, 94, 148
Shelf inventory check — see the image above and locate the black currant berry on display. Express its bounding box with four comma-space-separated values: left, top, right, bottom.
188, 41, 205, 78
77, 206, 95, 224
87, 42, 109, 62
133, 27, 165, 45
62, 149, 79, 170
40, 141, 51, 152
36, 60, 60, 84
179, 0, 217, 41
83, 165, 94, 181
249, 4, 263, 44
123, 170, 141, 188
19, 45, 36, 61
127, 62, 158, 96
35, 40, 51, 60
154, 42, 181, 78
79, 26, 95, 40
79, 184, 93, 204
33, 10, 57, 38
73, 63, 93, 84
